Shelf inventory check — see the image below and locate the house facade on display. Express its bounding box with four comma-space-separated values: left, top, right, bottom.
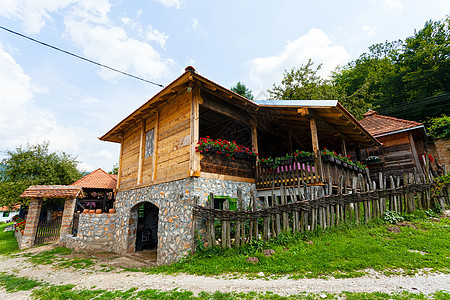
81, 66, 378, 265
359, 111, 428, 179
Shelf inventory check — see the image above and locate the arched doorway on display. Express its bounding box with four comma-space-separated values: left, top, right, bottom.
134, 202, 159, 252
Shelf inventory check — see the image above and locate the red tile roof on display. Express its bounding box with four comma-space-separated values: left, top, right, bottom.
20, 185, 83, 199
359, 110, 423, 137
0, 205, 20, 212
72, 168, 117, 190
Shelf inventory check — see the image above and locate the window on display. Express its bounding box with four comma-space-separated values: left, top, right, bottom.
210, 196, 237, 211
145, 128, 155, 158
3, 211, 9, 217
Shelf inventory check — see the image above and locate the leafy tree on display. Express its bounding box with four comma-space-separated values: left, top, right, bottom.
109, 163, 118, 175
231, 82, 254, 100
0, 142, 83, 207
332, 17, 450, 121
269, 59, 372, 119
427, 115, 450, 139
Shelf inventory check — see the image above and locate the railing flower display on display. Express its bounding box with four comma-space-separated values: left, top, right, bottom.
321, 148, 367, 172
196, 137, 258, 161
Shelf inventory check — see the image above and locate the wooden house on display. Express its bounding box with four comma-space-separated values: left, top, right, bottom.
95, 66, 379, 265
359, 111, 428, 179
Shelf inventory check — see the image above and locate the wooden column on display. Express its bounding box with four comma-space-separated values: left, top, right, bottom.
408, 132, 423, 173
341, 138, 347, 157
152, 111, 159, 181
310, 117, 319, 156
190, 87, 201, 176
137, 121, 146, 185
116, 137, 124, 190
21, 198, 43, 249
250, 117, 259, 156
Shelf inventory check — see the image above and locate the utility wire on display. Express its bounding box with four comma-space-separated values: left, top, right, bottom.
0, 25, 165, 88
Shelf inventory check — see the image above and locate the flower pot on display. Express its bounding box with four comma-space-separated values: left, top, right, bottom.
89, 209, 96, 214
296, 156, 315, 163
234, 152, 246, 160
20, 229, 24, 235
109, 208, 116, 213
83, 209, 89, 214
335, 159, 342, 166
261, 161, 275, 168
323, 155, 335, 164
95, 209, 102, 214
280, 158, 294, 166
342, 162, 348, 168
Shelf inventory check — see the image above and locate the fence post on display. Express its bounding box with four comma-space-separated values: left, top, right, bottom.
235, 189, 242, 248
208, 193, 215, 247
221, 199, 230, 249
263, 196, 270, 241
251, 190, 258, 239
352, 177, 359, 225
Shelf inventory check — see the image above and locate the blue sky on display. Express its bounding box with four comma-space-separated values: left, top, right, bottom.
0, 0, 448, 172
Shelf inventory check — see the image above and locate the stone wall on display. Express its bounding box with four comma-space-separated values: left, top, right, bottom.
113, 176, 256, 265
60, 213, 116, 252
434, 138, 450, 170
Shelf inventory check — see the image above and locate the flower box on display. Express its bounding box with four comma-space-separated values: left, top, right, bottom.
342, 162, 348, 168
279, 157, 294, 166
261, 161, 276, 168
295, 155, 315, 163
334, 159, 342, 166
322, 155, 335, 164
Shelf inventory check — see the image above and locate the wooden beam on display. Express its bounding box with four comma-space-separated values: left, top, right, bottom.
250, 118, 259, 156
117, 137, 124, 190
190, 86, 201, 174
341, 137, 347, 157
310, 116, 320, 155
152, 110, 159, 181
297, 107, 310, 118
137, 120, 146, 185
408, 131, 423, 173
201, 97, 251, 128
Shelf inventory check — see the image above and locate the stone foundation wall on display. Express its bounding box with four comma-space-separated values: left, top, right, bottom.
60, 213, 116, 252
113, 177, 256, 265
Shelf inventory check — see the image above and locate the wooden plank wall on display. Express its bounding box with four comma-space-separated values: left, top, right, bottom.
155, 92, 192, 183
118, 92, 192, 190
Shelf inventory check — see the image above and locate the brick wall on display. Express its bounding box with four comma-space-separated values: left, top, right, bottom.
434, 138, 450, 169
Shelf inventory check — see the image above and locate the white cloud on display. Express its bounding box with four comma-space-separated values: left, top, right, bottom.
155, 0, 185, 9
0, 0, 76, 34
362, 25, 376, 37
0, 45, 88, 153
81, 95, 100, 104
248, 28, 350, 93
94, 149, 114, 160
64, 16, 173, 80
385, 0, 403, 9
146, 25, 169, 48
190, 18, 208, 37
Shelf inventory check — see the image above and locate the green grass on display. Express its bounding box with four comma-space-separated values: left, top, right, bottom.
0, 223, 19, 255
0, 272, 41, 292
147, 214, 450, 278
0, 272, 447, 299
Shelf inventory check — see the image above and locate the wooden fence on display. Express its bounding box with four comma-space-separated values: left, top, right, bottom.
193, 171, 449, 250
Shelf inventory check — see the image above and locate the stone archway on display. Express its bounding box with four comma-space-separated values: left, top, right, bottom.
126, 201, 159, 255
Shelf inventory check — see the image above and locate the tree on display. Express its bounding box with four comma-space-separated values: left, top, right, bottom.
268, 59, 372, 119
0, 142, 83, 207
332, 17, 450, 121
109, 163, 118, 175
231, 82, 254, 100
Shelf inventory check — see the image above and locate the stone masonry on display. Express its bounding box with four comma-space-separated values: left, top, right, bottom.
61, 176, 255, 265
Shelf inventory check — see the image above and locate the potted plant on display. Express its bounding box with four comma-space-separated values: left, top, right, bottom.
276, 153, 294, 166
260, 157, 275, 168
293, 150, 314, 163
321, 148, 336, 164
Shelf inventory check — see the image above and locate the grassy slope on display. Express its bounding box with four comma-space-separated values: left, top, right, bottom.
150, 215, 450, 278
0, 223, 19, 255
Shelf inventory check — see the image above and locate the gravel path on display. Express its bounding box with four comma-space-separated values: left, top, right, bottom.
0, 254, 449, 299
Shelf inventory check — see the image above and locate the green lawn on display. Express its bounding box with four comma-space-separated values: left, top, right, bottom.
149, 213, 450, 278
0, 222, 19, 255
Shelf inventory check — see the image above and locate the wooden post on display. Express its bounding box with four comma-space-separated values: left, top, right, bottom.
235, 189, 242, 247
249, 196, 254, 241
137, 121, 146, 185
152, 111, 159, 181
263, 196, 270, 241
192, 196, 199, 251
281, 185, 289, 232
251, 117, 259, 158
251, 190, 258, 239
352, 177, 359, 225
116, 138, 124, 189
222, 199, 231, 249
408, 132, 423, 174
190, 87, 201, 175
341, 138, 347, 157
209, 193, 215, 247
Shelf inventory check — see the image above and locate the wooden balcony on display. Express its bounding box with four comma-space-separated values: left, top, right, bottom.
256, 155, 368, 190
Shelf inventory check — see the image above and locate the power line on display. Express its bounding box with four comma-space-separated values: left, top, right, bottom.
0, 25, 165, 88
